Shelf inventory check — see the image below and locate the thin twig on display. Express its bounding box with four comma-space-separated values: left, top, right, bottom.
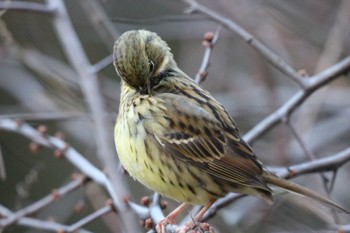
66, 205, 113, 232
183, 0, 306, 88
0, 205, 93, 233
285, 120, 340, 223
0, 177, 86, 228
46, 0, 140, 232
90, 54, 114, 74
146, 146, 350, 228
277, 146, 350, 178
328, 170, 338, 194
335, 224, 350, 232
78, 0, 119, 47
244, 55, 350, 144
202, 194, 245, 221
149, 193, 163, 224
285, 120, 330, 187
147, 193, 168, 233
194, 26, 221, 84
0, 143, 6, 181
202, 146, 350, 222
110, 15, 205, 25
0, 119, 148, 224
0, 112, 87, 121
0, 1, 56, 15
285, 120, 317, 160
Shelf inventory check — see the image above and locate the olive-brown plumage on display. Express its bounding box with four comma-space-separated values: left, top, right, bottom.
113, 30, 348, 229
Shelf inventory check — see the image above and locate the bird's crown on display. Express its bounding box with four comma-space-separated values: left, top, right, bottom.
113, 30, 175, 92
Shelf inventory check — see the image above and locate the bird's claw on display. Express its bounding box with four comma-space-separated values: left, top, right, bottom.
155, 217, 176, 233
177, 221, 214, 233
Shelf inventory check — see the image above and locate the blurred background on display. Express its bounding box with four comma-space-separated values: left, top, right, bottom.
0, 0, 350, 232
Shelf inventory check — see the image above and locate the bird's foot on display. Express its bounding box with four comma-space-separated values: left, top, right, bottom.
177, 200, 216, 233
178, 221, 215, 233
156, 217, 176, 233
156, 202, 189, 233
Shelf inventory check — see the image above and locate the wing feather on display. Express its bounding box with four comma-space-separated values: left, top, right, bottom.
157, 93, 226, 162
155, 92, 270, 191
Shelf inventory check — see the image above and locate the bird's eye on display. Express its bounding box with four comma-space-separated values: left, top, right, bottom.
149, 60, 154, 73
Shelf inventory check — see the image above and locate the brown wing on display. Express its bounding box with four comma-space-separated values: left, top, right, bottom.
157, 93, 227, 162
156, 92, 270, 190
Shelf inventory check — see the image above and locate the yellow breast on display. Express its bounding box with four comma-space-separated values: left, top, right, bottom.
114, 84, 225, 204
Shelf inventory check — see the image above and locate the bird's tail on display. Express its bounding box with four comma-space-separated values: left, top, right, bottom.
263, 172, 349, 214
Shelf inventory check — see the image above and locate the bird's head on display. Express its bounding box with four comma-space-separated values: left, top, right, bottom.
113, 30, 176, 94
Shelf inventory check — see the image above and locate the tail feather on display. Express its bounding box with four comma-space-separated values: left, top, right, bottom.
263, 172, 349, 214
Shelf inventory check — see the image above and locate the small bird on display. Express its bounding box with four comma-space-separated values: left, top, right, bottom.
113, 30, 348, 232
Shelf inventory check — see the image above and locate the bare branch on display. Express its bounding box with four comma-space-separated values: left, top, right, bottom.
0, 119, 148, 226
285, 120, 342, 223
286, 120, 317, 161
286, 121, 330, 188
0, 144, 6, 181
149, 193, 163, 224
0, 112, 86, 121
90, 54, 114, 74
183, 0, 306, 88
66, 205, 113, 232
0, 205, 93, 233
201, 146, 350, 222
110, 15, 204, 25
194, 26, 221, 84
45, 0, 140, 232
147, 144, 350, 230
0, 177, 86, 228
77, 0, 119, 47
202, 193, 245, 221
244, 55, 350, 144
279, 146, 350, 178
335, 224, 350, 232
0, 1, 55, 15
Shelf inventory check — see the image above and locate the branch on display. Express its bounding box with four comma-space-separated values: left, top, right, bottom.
0, 176, 87, 229
0, 204, 109, 233
90, 54, 114, 74
147, 147, 350, 230
244, 55, 350, 144
66, 205, 113, 232
0, 119, 148, 227
0, 204, 93, 233
45, 0, 141, 232
278, 146, 350, 178
0, 112, 86, 121
183, 0, 306, 88
202, 146, 350, 221
0, 1, 55, 15
194, 27, 221, 84
77, 0, 119, 48
0, 144, 5, 181
335, 224, 350, 232
285, 121, 330, 190
183, 0, 350, 146
148, 193, 164, 225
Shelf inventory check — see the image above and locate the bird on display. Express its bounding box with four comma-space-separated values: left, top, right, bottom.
113, 30, 348, 232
